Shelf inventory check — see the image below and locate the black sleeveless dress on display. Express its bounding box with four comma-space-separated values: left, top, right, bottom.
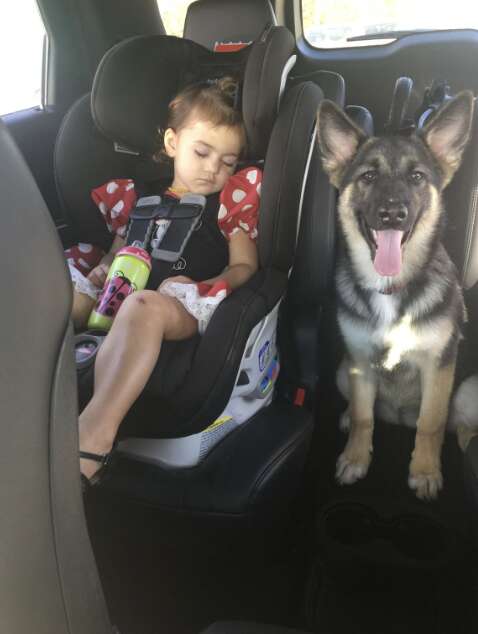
145, 191, 229, 290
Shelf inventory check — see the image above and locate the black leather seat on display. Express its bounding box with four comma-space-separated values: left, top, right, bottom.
443, 99, 478, 294
201, 623, 311, 634
184, 0, 277, 50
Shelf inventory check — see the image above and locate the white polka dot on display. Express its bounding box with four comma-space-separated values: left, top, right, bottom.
230, 227, 240, 236
78, 258, 91, 270
126, 182, 135, 191
218, 203, 228, 220
246, 169, 258, 184
256, 183, 261, 196
239, 221, 250, 231
242, 204, 253, 211
232, 189, 246, 203
251, 228, 258, 239
111, 200, 125, 217
67, 258, 75, 266
99, 202, 107, 215
78, 243, 93, 254
106, 181, 119, 194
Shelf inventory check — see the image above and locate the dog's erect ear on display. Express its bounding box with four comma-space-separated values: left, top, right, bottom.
317, 100, 366, 187
422, 91, 474, 185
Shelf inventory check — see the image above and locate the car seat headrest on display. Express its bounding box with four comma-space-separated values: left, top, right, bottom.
184, 0, 277, 51
91, 28, 295, 161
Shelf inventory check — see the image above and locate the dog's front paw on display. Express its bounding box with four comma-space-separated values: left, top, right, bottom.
408, 468, 443, 500
336, 449, 371, 485
409, 434, 444, 500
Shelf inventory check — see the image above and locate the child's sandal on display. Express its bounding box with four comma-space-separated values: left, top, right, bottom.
80, 445, 116, 492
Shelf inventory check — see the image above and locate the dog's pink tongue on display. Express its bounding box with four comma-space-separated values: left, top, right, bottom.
373, 229, 404, 276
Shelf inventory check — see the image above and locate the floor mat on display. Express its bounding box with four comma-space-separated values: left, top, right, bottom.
304, 383, 477, 634
85, 494, 311, 634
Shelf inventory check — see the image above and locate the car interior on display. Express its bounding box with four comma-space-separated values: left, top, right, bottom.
1, 1, 478, 633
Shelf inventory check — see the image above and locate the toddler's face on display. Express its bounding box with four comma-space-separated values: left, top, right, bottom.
164, 115, 243, 195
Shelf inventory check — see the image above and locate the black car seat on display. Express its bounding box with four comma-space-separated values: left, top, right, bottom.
181, 3, 359, 404
55, 27, 324, 513
171, 0, 359, 417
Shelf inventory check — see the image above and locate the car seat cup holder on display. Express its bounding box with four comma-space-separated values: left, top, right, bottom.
74, 331, 106, 372
317, 502, 459, 572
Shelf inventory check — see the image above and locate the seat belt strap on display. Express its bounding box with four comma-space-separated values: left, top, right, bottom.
125, 195, 163, 249
125, 194, 206, 262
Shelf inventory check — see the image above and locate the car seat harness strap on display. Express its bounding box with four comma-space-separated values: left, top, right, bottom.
125, 194, 206, 262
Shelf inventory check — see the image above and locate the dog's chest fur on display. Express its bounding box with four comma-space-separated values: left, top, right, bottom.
338, 283, 454, 415
341, 292, 418, 364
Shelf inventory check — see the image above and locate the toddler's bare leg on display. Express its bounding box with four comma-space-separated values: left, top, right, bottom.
79, 290, 197, 479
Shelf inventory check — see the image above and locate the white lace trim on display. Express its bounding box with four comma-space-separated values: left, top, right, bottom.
159, 281, 227, 335
68, 263, 101, 300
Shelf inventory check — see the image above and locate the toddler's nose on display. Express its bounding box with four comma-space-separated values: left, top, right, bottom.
205, 156, 221, 174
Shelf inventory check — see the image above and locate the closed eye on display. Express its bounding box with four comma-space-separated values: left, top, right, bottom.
195, 150, 208, 158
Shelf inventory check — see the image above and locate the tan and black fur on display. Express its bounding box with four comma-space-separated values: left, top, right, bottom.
317, 92, 474, 499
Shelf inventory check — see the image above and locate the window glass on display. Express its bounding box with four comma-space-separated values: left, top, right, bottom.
0, 0, 46, 115
302, 0, 478, 49
156, 0, 194, 37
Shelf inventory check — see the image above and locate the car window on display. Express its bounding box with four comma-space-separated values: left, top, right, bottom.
1, 0, 46, 115
156, 0, 194, 37
302, 0, 478, 49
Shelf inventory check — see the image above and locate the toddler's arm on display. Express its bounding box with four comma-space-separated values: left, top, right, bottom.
88, 234, 125, 287
202, 229, 258, 290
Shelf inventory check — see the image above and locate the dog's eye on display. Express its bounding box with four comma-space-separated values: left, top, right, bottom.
410, 171, 425, 184
360, 170, 378, 183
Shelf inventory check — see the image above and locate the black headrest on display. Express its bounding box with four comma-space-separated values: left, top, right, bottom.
91, 29, 294, 160
184, 0, 276, 51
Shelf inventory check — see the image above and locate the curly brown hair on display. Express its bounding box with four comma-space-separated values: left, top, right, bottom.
155, 77, 246, 161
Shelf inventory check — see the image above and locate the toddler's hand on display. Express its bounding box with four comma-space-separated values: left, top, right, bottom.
87, 262, 110, 288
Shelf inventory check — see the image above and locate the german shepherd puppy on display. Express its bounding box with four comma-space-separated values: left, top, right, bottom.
317, 91, 474, 499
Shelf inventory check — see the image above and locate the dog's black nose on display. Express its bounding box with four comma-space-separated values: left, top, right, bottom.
378, 199, 408, 225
